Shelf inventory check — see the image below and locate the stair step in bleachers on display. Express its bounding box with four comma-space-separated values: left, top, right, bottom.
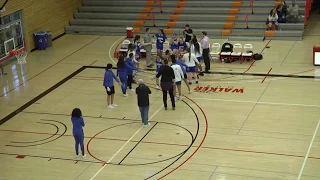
229, 36, 265, 41
66, 0, 308, 41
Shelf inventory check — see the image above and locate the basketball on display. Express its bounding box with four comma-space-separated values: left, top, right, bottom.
9, 50, 15, 56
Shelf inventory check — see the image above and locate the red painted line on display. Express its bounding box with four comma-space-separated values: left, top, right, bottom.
261, 68, 273, 83
260, 40, 272, 53
75, 161, 78, 164
0, 36, 101, 98
86, 122, 137, 163
2, 127, 320, 160
243, 60, 256, 74
157, 96, 209, 179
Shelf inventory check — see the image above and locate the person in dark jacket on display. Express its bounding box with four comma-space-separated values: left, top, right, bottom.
154, 59, 176, 110
71, 108, 86, 158
125, 53, 139, 91
136, 79, 152, 126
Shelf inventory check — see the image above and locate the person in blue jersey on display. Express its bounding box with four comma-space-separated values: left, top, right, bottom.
170, 33, 178, 52
155, 55, 163, 90
71, 108, 86, 158
177, 37, 187, 54
154, 28, 167, 56
133, 35, 141, 68
126, 53, 140, 92
175, 55, 191, 94
104, 63, 122, 109
117, 55, 139, 97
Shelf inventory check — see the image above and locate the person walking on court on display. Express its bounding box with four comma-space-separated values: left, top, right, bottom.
170, 56, 184, 101
182, 48, 200, 85
125, 53, 139, 91
103, 63, 122, 109
200, 31, 210, 73
136, 79, 152, 127
154, 59, 176, 110
143, 28, 153, 68
71, 108, 86, 158
117, 55, 139, 96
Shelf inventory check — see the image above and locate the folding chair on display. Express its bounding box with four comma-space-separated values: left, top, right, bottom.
210, 43, 221, 61
231, 43, 242, 62
122, 40, 131, 45
241, 44, 254, 63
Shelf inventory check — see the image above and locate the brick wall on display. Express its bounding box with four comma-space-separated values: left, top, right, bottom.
1, 0, 82, 50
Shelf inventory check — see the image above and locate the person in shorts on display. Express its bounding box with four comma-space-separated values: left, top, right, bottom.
103, 63, 122, 109
182, 48, 200, 85
170, 55, 184, 101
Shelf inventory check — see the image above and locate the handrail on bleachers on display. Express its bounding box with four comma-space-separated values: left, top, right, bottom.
304, 0, 312, 27
250, 0, 254, 14
150, 10, 156, 26
245, 13, 249, 28
156, 0, 163, 13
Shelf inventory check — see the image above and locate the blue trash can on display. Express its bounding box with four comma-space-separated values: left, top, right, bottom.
34, 31, 48, 50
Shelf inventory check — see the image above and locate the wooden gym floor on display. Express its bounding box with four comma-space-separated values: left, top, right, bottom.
1, 17, 320, 180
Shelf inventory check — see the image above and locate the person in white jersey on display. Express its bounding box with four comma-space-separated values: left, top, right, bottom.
191, 38, 204, 76
182, 47, 199, 85
170, 55, 184, 101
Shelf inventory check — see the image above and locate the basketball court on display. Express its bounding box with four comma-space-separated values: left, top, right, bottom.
1, 12, 320, 180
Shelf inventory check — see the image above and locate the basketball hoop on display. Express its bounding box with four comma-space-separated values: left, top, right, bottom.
9, 49, 28, 64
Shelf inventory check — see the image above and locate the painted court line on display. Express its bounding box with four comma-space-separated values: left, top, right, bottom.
108, 36, 125, 64
89, 104, 164, 180
261, 68, 273, 83
191, 97, 320, 108
297, 119, 320, 180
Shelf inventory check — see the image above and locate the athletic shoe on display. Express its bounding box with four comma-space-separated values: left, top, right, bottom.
196, 80, 198, 84
123, 94, 128, 97
76, 154, 79, 158
112, 104, 118, 107
188, 82, 192, 85
130, 89, 135, 92
83, 154, 87, 158
164, 107, 167, 110
108, 105, 114, 109
188, 90, 192, 94
172, 107, 175, 110
143, 123, 151, 127
156, 85, 161, 90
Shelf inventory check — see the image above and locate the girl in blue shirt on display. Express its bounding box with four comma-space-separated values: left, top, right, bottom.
134, 35, 141, 67
125, 53, 139, 91
103, 63, 121, 109
117, 55, 139, 96
175, 57, 191, 93
71, 108, 86, 158
155, 55, 163, 90
170, 33, 178, 52
154, 29, 167, 56
178, 37, 187, 53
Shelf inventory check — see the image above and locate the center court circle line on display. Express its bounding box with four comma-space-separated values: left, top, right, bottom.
89, 103, 164, 180
87, 121, 194, 166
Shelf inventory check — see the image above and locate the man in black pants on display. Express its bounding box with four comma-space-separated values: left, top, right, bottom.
183, 24, 193, 43
154, 59, 175, 110
200, 31, 210, 73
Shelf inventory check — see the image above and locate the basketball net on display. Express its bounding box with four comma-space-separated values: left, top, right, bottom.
15, 49, 28, 64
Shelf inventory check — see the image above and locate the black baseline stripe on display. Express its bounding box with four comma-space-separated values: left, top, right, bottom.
118, 122, 159, 165
0, 66, 86, 126
206, 71, 319, 79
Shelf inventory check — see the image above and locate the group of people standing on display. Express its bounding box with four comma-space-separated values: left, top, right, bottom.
70, 26, 213, 158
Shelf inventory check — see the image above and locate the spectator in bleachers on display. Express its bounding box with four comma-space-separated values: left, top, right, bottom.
183, 24, 193, 43
276, 0, 287, 23
286, 1, 299, 23
267, 9, 279, 30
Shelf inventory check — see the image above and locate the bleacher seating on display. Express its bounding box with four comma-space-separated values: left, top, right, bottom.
65, 0, 308, 41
